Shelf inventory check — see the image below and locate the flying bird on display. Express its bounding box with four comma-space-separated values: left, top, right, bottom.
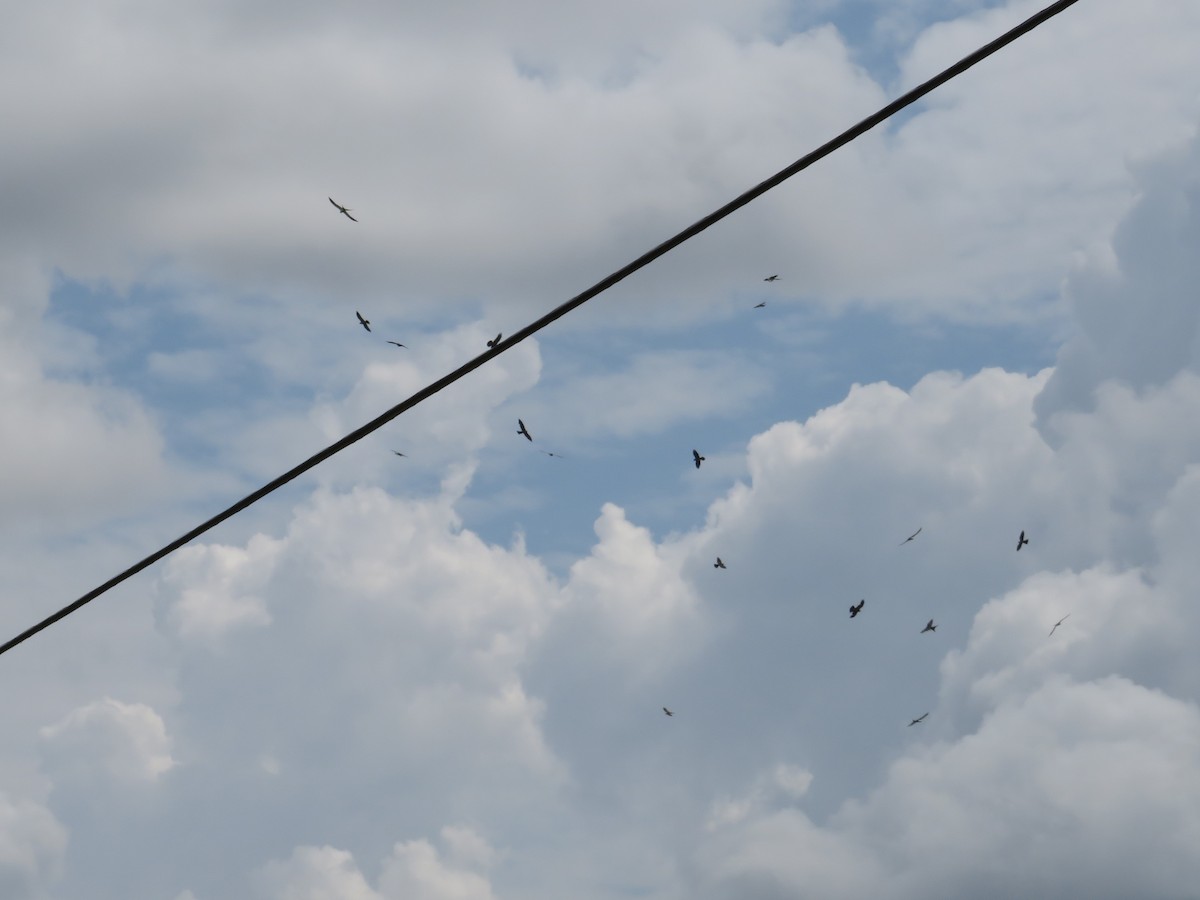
921, 619, 937, 633
754, 301, 767, 308
714, 557, 726, 569
908, 713, 929, 727
1017, 529, 1029, 551
662, 707, 674, 717
356, 311, 371, 332
386, 340, 406, 348
900, 527, 922, 546
517, 419, 532, 441
763, 274, 780, 282
693, 449, 705, 469
329, 197, 357, 222
1048, 614, 1070, 637
392, 451, 407, 458
487, 333, 502, 348
849, 599, 864, 619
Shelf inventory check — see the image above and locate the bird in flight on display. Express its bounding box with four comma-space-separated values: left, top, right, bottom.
908, 713, 929, 727
487, 333, 502, 348
754, 301, 767, 308
849, 599, 864, 618
921, 619, 937, 633
329, 197, 357, 222
763, 274, 780, 282
900, 527, 922, 545
662, 707, 674, 717
517, 419, 532, 442
356, 311, 371, 332
392, 451, 407, 458
1048, 614, 1070, 637
1017, 530, 1029, 551
386, 340, 406, 348
693, 449, 705, 469
714, 557, 726, 569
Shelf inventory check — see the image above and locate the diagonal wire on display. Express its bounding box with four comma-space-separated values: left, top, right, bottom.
0, 0, 1081, 659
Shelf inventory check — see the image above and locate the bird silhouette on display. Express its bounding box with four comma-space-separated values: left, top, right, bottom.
329, 197, 358, 222
386, 340, 406, 348
921, 619, 937, 633
662, 707, 674, 717
693, 449, 705, 469
763, 274, 780, 282
754, 301, 767, 308
900, 527, 922, 545
908, 713, 929, 726
392, 451, 407, 458
487, 333, 502, 348
850, 599, 865, 618
714, 557, 726, 569
517, 419, 532, 442
1017, 530, 1029, 551
1048, 614, 1070, 637
356, 311, 371, 332
538, 450, 563, 458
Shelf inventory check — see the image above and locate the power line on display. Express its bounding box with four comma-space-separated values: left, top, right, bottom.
0, 0, 1082, 660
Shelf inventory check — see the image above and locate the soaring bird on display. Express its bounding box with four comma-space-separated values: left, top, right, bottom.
1048, 614, 1070, 637
539, 449, 563, 458
662, 707, 674, 717
1017, 530, 1029, 551
714, 557, 726, 569
356, 311, 371, 332
517, 419, 532, 441
849, 599, 864, 618
392, 451, 407, 458
692, 449, 705, 469
908, 713, 929, 727
754, 301, 767, 308
921, 619, 937, 633
487, 333, 502, 348
900, 527, 922, 545
763, 274, 780, 282
386, 340, 406, 348
329, 197, 358, 222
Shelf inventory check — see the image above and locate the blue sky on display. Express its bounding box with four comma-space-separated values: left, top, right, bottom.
4, 1, 1200, 898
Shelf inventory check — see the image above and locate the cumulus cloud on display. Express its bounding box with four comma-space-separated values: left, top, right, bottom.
38, 697, 175, 785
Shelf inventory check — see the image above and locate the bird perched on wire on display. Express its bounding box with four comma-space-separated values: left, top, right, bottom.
356, 311, 371, 332
329, 197, 357, 222
487, 333, 502, 349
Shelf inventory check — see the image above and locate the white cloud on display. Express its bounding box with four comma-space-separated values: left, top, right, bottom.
38, 697, 176, 785
0, 794, 66, 900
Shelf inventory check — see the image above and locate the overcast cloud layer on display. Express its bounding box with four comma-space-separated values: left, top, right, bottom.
2, 1, 1200, 898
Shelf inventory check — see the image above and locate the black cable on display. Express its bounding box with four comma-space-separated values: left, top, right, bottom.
0, 0, 1082, 659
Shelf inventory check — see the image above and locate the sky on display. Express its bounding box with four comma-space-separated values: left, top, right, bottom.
2, 0, 1200, 897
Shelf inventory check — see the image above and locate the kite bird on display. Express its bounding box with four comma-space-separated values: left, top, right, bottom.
908, 713, 929, 727
754, 301, 767, 308
356, 311, 371, 332
849, 599, 864, 619
714, 557, 726, 569
693, 449, 705, 469
763, 274, 780, 282
1017, 530, 1029, 551
329, 197, 357, 222
1048, 614, 1070, 637
392, 451, 407, 458
487, 333, 502, 349
662, 707, 674, 717
900, 527, 922, 546
921, 619, 937, 633
517, 419, 533, 442
386, 340, 406, 348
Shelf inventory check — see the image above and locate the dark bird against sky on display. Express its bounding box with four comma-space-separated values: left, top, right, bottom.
517, 419, 532, 442
487, 333, 502, 348
662, 707, 674, 717
900, 527, 922, 545
754, 301, 767, 308
850, 599, 864, 618
763, 274, 780, 282
693, 449, 705, 469
908, 713, 929, 726
1017, 529, 1029, 551
1048, 614, 1070, 637
714, 557, 726, 569
386, 341, 406, 348
356, 311, 371, 332
329, 197, 358, 222
392, 451, 407, 458
921, 619, 937, 633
